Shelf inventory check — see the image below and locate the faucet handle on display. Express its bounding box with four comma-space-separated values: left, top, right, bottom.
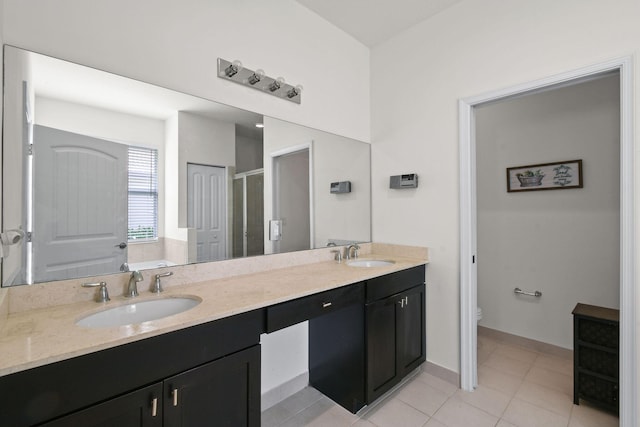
330, 249, 343, 263
152, 271, 173, 293
82, 281, 110, 303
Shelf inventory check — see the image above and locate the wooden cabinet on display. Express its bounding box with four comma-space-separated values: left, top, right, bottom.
163, 345, 260, 426
42, 346, 260, 427
42, 383, 164, 427
366, 281, 426, 403
308, 266, 426, 413
572, 303, 619, 414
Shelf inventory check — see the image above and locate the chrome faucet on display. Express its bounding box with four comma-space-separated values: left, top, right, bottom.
126, 270, 143, 298
345, 243, 360, 260
151, 271, 173, 293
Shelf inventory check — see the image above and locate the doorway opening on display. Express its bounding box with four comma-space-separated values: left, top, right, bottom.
270, 143, 314, 254
459, 58, 636, 425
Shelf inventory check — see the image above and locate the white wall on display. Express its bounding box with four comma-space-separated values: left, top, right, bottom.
176, 112, 235, 227
370, 0, 640, 377
235, 131, 263, 173
476, 74, 620, 349
263, 116, 371, 253
2, 0, 370, 142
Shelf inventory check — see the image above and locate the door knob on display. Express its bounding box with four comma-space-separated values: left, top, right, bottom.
115, 242, 127, 249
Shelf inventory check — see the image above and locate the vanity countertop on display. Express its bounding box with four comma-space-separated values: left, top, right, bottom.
0, 253, 427, 377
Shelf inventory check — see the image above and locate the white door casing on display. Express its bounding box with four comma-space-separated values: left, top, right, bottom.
32, 125, 128, 282
459, 57, 636, 426
187, 163, 227, 263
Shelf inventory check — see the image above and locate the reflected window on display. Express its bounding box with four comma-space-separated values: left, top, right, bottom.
128, 146, 158, 241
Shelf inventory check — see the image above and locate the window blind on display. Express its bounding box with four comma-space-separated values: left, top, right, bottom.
128, 146, 158, 241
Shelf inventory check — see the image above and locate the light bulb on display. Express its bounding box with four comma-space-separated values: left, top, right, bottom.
269, 77, 285, 92
248, 68, 265, 85
224, 60, 243, 78
287, 84, 303, 98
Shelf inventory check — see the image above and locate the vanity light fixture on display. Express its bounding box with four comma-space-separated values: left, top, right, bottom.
217, 58, 302, 104
255, 123, 264, 128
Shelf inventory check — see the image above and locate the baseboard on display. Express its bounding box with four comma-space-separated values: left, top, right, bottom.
261, 372, 309, 411
478, 325, 573, 359
422, 360, 460, 387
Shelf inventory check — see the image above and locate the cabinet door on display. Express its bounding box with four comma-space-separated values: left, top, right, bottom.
163, 345, 260, 427
398, 284, 426, 377
41, 383, 163, 427
366, 293, 402, 402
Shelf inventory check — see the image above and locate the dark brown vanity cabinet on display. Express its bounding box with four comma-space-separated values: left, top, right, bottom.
1, 309, 263, 427
41, 346, 260, 427
365, 267, 426, 403
308, 265, 426, 413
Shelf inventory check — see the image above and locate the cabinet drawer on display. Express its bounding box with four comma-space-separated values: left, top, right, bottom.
366, 265, 425, 303
577, 373, 618, 407
578, 319, 619, 349
266, 283, 364, 333
577, 346, 618, 378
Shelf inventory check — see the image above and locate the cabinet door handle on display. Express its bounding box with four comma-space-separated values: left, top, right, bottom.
172, 388, 179, 406
405, 296, 409, 306
322, 302, 332, 308
151, 397, 158, 417
399, 299, 404, 308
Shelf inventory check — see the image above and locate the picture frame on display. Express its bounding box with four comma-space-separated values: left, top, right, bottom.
506, 159, 583, 192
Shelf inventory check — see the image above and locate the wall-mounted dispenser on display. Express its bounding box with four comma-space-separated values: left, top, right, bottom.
390, 174, 418, 189
330, 181, 351, 194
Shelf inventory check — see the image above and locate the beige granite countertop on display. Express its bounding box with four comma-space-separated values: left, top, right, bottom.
0, 247, 427, 377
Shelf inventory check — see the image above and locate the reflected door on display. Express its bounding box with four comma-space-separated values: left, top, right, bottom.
187, 164, 227, 262
232, 171, 264, 258
32, 125, 128, 282
272, 148, 311, 253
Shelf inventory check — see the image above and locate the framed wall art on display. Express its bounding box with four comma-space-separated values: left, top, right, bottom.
506, 159, 583, 192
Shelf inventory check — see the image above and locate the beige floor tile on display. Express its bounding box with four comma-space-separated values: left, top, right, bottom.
515, 381, 573, 417
414, 371, 458, 396
496, 420, 518, 427
365, 398, 430, 427
454, 384, 511, 417
478, 365, 524, 396
282, 397, 358, 427
525, 365, 572, 396
351, 420, 376, 427
533, 353, 573, 376
478, 334, 500, 353
494, 344, 539, 364
568, 402, 619, 427
502, 398, 569, 427
396, 377, 450, 416
432, 396, 498, 427
483, 352, 533, 378
423, 418, 447, 427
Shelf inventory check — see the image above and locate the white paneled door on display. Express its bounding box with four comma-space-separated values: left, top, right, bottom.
32, 125, 128, 282
187, 163, 227, 262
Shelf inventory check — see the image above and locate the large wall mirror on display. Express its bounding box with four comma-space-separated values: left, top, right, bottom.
2, 45, 371, 287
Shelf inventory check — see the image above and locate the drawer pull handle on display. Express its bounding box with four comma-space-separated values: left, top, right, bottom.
151, 397, 158, 416
172, 388, 179, 406
322, 302, 332, 308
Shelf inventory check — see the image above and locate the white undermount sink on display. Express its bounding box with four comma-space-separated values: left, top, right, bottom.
346, 259, 395, 268
76, 296, 202, 328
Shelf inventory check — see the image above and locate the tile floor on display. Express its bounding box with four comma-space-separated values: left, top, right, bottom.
261, 333, 619, 427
